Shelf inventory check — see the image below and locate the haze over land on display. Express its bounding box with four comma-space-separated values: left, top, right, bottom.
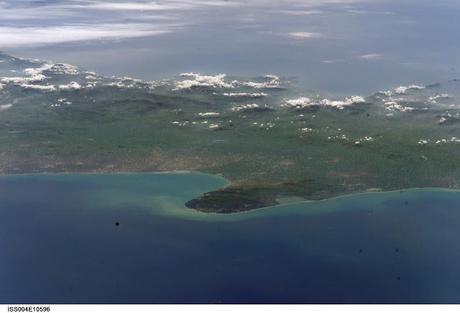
1, 0, 459, 94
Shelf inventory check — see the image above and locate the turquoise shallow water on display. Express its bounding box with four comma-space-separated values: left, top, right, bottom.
1, 172, 460, 303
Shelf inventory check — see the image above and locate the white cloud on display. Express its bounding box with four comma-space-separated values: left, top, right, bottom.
19, 84, 57, 92
320, 95, 365, 109
198, 112, 220, 117
0, 104, 13, 112
394, 85, 425, 94
288, 32, 323, 39
174, 73, 283, 90
247, 0, 383, 7
0, 0, 385, 48
24, 63, 79, 76
347, 9, 370, 14
175, 73, 234, 90
322, 59, 343, 64
238, 75, 281, 89
385, 101, 414, 112
80, 2, 185, 11
285, 97, 315, 108
231, 103, 262, 112
222, 92, 268, 98
1, 75, 47, 84
78, 0, 237, 11
284, 95, 366, 110
280, 10, 324, 16
59, 82, 82, 91
428, 94, 450, 104
264, 74, 280, 80
379, 84, 426, 97
359, 53, 384, 60
0, 24, 176, 47
0, 0, 201, 47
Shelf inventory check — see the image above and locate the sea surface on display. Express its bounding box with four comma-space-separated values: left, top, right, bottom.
1, 172, 460, 303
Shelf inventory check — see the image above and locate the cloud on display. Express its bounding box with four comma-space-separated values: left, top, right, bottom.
0, 24, 176, 47
359, 53, 384, 60
321, 59, 343, 64
280, 10, 324, 15
59, 81, 82, 91
320, 95, 365, 109
428, 94, 450, 104
231, 103, 264, 112
284, 95, 366, 110
288, 32, 323, 39
385, 101, 414, 112
222, 92, 268, 98
0, 0, 384, 47
80, 2, 183, 11
175, 73, 234, 90
394, 84, 425, 94
1, 75, 46, 84
238, 75, 282, 89
285, 97, 315, 109
198, 112, 220, 117
245, 0, 383, 7
0, 0, 202, 47
19, 84, 57, 92
174, 73, 283, 90
24, 63, 80, 76
73, 0, 236, 11
346, 9, 370, 14
0, 104, 13, 112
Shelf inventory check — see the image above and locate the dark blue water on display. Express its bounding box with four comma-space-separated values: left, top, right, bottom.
1, 173, 460, 303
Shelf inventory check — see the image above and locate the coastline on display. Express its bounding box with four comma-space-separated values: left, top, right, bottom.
1, 170, 460, 217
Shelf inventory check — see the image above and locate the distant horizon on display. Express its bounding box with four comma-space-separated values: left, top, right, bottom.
1, 0, 459, 95
1, 50, 456, 102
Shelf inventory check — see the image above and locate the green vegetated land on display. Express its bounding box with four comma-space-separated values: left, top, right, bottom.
1, 53, 460, 212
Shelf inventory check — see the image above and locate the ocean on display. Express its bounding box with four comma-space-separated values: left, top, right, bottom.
1, 173, 460, 303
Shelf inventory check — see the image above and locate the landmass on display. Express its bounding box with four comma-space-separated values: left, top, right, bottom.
1, 52, 460, 213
